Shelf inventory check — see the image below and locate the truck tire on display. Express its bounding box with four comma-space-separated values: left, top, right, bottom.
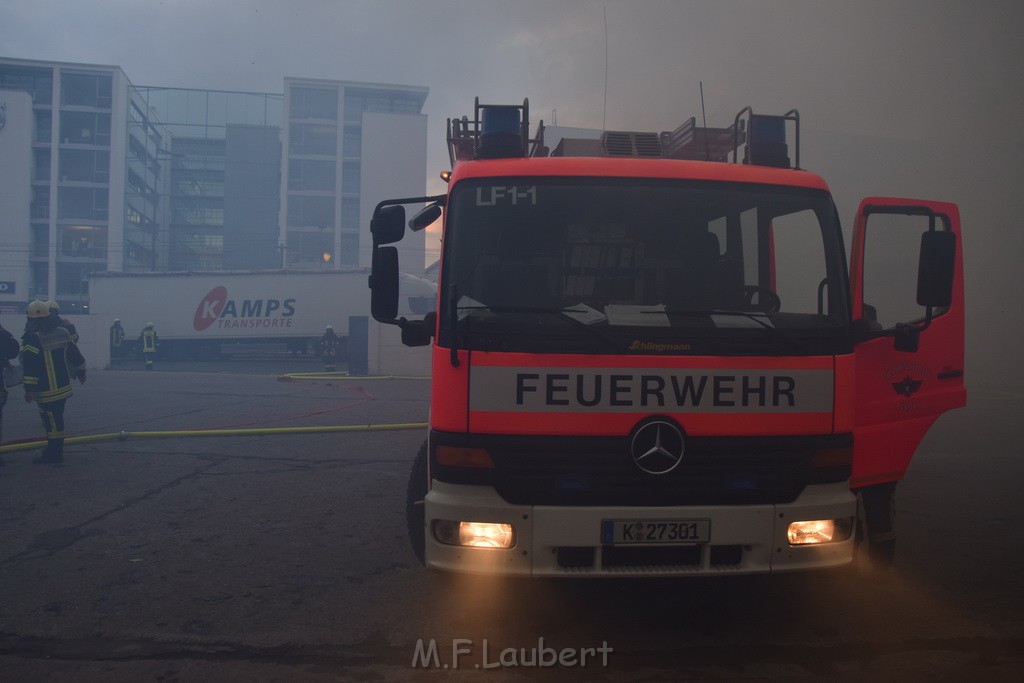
406, 441, 428, 565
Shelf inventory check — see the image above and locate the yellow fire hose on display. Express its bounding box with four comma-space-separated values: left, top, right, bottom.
0, 422, 428, 454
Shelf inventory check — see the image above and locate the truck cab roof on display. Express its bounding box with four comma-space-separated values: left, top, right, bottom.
448, 155, 831, 193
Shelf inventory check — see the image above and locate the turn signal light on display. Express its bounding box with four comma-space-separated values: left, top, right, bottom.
436, 446, 494, 468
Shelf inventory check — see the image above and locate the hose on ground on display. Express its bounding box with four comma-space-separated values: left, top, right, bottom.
0, 422, 428, 454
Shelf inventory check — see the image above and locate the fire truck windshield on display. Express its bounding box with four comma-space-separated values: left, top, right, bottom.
439, 177, 851, 356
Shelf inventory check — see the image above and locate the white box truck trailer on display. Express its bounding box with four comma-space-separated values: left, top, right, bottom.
89, 269, 435, 360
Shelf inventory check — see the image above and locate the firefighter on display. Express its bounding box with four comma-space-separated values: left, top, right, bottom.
0, 320, 21, 468
317, 325, 340, 372
109, 319, 126, 359
21, 300, 87, 465
140, 322, 158, 370
46, 299, 79, 343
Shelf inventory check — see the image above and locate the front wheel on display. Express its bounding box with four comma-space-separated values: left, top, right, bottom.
405, 441, 428, 565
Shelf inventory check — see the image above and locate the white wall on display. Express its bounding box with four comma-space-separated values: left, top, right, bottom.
0, 90, 33, 311
368, 320, 431, 377
106, 69, 130, 272
361, 111, 428, 274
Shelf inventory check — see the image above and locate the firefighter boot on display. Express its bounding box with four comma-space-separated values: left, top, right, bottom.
33, 439, 64, 465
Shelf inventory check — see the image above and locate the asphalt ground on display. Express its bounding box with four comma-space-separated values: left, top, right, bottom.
0, 359, 1022, 681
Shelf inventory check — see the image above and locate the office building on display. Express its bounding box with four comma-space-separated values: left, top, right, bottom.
0, 57, 428, 313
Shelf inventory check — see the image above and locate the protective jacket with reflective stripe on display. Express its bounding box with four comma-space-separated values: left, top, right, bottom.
20, 327, 86, 403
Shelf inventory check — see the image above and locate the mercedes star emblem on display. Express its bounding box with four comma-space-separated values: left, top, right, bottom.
631, 419, 685, 475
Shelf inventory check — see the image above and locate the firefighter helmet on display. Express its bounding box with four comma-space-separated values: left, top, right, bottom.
326, 325, 333, 330
114, 319, 121, 323
45, 299, 59, 313
27, 300, 50, 318
145, 322, 154, 329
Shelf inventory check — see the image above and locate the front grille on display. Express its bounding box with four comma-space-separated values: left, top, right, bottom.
554, 544, 744, 572
431, 432, 851, 507
602, 544, 702, 569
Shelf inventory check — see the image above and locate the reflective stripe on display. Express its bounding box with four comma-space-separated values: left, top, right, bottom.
470, 366, 834, 414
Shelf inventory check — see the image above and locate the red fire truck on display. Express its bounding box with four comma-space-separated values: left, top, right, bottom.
369, 99, 965, 577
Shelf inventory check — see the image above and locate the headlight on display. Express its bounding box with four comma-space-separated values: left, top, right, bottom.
433, 520, 515, 549
787, 518, 853, 545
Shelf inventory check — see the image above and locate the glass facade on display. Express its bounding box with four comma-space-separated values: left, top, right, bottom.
0, 62, 120, 308
285, 83, 426, 268
1, 58, 427, 311
131, 87, 283, 271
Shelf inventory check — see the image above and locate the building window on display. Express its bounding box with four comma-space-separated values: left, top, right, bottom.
288, 159, 335, 192
30, 263, 49, 298
60, 149, 110, 183
0, 65, 53, 105
289, 123, 337, 156
341, 160, 360, 194
286, 230, 333, 266
290, 87, 338, 121
129, 101, 145, 124
34, 149, 51, 182
61, 72, 113, 109
340, 230, 359, 266
31, 187, 50, 220
286, 195, 335, 228
36, 111, 52, 143
342, 126, 361, 157
344, 90, 423, 120
58, 187, 108, 221
170, 232, 223, 270
341, 199, 360, 230
56, 263, 105, 296
32, 225, 49, 259
60, 225, 107, 258
60, 111, 112, 145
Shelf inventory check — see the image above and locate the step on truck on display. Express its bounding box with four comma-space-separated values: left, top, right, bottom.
369, 98, 965, 577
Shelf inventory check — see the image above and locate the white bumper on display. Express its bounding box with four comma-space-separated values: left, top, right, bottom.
423, 481, 856, 577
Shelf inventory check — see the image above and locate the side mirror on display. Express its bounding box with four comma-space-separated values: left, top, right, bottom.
400, 311, 436, 347
371, 205, 406, 245
409, 203, 442, 232
917, 230, 956, 308
370, 246, 399, 322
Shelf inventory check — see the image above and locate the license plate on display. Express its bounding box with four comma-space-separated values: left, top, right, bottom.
601, 519, 711, 545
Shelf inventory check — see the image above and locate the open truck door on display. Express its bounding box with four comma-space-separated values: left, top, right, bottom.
849, 197, 966, 488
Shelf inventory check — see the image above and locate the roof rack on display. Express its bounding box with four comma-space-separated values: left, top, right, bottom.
660, 117, 742, 162
447, 98, 800, 169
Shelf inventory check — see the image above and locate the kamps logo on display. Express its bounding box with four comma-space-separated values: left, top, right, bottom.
193, 286, 297, 332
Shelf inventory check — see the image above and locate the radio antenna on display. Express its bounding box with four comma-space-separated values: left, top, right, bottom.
603, 5, 608, 131
700, 81, 710, 161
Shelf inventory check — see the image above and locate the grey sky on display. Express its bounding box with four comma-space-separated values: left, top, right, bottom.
2, 0, 1022, 385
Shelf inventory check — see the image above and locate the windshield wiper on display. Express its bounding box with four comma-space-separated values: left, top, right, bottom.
655, 308, 808, 353
456, 304, 614, 343
459, 304, 589, 315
